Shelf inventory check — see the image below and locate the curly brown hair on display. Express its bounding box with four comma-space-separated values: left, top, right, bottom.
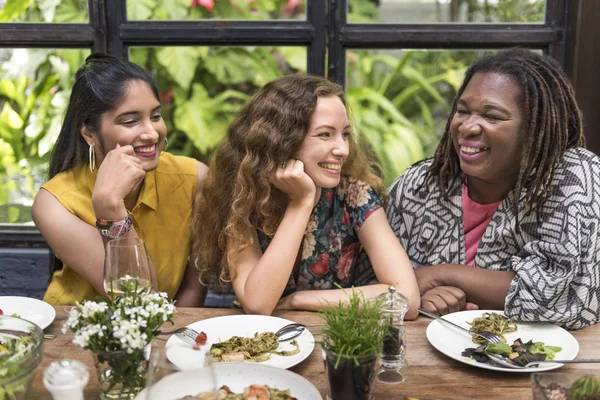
192, 74, 383, 288
429, 48, 584, 221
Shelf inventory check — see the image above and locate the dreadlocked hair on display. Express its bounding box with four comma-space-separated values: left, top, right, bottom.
191, 74, 383, 290
429, 48, 584, 227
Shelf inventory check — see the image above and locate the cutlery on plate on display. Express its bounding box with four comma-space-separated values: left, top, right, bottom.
417, 308, 503, 344
484, 351, 600, 369
172, 327, 201, 346
172, 323, 311, 346
274, 323, 309, 341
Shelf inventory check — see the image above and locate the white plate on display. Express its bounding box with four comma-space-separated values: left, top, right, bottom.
0, 296, 56, 330
425, 310, 579, 373
136, 363, 322, 400
166, 315, 315, 370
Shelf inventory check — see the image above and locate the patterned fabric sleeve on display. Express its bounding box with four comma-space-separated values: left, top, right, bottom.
504, 149, 600, 330
342, 178, 383, 233
386, 169, 410, 247
385, 160, 435, 267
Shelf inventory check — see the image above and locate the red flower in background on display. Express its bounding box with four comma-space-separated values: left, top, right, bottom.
192, 0, 214, 12
337, 243, 357, 283
160, 90, 173, 104
282, 0, 302, 15
311, 253, 330, 277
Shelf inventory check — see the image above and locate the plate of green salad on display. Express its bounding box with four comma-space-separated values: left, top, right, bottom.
425, 310, 579, 373
0, 296, 56, 330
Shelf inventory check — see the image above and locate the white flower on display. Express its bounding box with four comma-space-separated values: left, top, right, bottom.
62, 306, 83, 334
65, 288, 176, 354
80, 301, 109, 319
72, 324, 104, 348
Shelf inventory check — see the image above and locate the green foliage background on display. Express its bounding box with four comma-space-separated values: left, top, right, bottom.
0, 0, 543, 223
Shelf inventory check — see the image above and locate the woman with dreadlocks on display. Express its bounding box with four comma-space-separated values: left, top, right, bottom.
386, 48, 600, 329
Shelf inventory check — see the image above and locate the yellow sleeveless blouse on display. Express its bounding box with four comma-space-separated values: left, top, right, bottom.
41, 152, 198, 305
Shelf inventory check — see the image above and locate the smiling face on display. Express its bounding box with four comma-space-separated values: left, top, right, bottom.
294, 95, 351, 189
86, 80, 166, 171
450, 72, 526, 190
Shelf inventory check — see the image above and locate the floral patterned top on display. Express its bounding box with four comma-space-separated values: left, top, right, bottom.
258, 177, 382, 297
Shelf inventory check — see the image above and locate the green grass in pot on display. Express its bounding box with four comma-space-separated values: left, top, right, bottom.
319, 288, 387, 368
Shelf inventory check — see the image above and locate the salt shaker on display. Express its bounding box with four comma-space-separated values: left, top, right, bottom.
43, 359, 89, 400
377, 285, 409, 383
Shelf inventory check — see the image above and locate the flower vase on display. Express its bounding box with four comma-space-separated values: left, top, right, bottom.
94, 346, 149, 400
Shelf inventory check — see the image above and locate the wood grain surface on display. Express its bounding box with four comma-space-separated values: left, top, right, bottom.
29, 307, 600, 399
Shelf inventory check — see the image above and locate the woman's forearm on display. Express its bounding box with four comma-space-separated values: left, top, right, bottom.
237, 201, 314, 315
418, 264, 515, 310
277, 284, 418, 320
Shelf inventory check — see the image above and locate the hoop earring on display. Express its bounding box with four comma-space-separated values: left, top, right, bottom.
89, 144, 96, 172
162, 137, 169, 153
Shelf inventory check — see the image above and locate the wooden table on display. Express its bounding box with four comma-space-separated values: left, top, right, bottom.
30, 307, 600, 399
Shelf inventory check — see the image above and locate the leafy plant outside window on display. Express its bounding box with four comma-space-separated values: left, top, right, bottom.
0, 0, 544, 223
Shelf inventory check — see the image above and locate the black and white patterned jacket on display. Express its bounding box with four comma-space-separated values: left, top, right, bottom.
386, 147, 600, 330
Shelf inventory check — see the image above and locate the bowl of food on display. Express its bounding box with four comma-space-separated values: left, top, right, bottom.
0, 315, 44, 399
532, 371, 600, 400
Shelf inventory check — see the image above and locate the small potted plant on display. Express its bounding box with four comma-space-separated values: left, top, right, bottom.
319, 289, 387, 400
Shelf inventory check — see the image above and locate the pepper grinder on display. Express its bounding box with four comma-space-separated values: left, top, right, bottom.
377, 285, 409, 383
43, 359, 89, 400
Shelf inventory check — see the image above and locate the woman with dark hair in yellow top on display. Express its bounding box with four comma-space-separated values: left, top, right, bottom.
32, 54, 208, 306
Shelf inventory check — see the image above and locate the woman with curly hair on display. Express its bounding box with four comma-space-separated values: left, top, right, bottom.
386, 48, 600, 329
193, 75, 419, 316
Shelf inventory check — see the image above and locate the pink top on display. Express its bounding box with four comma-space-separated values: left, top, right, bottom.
463, 184, 501, 266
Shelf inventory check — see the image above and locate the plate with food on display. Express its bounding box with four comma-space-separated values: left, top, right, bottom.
425, 310, 579, 373
165, 315, 315, 370
0, 296, 56, 330
136, 362, 321, 400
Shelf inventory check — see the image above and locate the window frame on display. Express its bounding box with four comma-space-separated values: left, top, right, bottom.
0, 0, 594, 247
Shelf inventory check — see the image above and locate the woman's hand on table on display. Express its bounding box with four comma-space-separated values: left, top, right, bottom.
415, 265, 444, 295
421, 286, 479, 316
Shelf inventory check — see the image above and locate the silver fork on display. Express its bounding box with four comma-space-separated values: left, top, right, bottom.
172, 327, 200, 346
417, 308, 503, 344
484, 351, 600, 369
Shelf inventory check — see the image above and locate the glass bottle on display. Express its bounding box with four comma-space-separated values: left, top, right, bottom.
43, 359, 89, 400
377, 285, 409, 383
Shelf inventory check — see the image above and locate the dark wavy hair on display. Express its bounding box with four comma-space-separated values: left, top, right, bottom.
192, 74, 383, 288
48, 53, 159, 179
429, 48, 584, 218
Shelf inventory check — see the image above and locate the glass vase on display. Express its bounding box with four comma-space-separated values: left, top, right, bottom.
322, 347, 379, 400
94, 347, 149, 400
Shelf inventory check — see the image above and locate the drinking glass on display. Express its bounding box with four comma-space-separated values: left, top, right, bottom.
103, 237, 155, 298
144, 347, 218, 400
